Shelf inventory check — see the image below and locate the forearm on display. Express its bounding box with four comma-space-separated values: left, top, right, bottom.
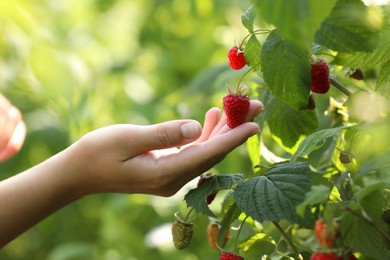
0, 147, 85, 248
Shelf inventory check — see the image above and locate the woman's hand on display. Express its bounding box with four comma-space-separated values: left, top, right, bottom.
0, 94, 26, 162
70, 100, 264, 196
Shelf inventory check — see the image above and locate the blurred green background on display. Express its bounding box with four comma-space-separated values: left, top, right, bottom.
0, 0, 256, 259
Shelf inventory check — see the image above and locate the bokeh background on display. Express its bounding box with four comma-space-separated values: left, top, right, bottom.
0, 0, 256, 259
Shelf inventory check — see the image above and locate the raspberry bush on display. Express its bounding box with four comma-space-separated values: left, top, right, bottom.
175, 1, 390, 259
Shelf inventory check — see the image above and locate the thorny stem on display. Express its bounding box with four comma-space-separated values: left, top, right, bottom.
234, 216, 248, 253
330, 77, 352, 97
344, 205, 390, 241
272, 221, 303, 260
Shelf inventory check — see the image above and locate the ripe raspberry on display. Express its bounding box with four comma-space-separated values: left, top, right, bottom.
311, 58, 330, 94
219, 252, 244, 260
228, 46, 247, 70
198, 173, 217, 204
315, 218, 338, 248
311, 252, 339, 260
222, 93, 250, 128
171, 220, 193, 249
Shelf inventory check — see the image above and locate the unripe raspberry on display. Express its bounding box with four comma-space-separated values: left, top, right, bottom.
171, 220, 193, 249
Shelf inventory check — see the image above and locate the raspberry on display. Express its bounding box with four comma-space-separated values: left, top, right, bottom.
339, 151, 351, 164
228, 46, 247, 70
311, 58, 330, 94
197, 173, 217, 204
349, 68, 364, 80
315, 218, 338, 248
171, 220, 193, 249
219, 252, 244, 260
207, 223, 220, 249
311, 252, 339, 260
222, 93, 250, 128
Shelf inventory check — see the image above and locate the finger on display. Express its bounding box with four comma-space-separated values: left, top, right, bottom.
0, 121, 26, 162
156, 122, 260, 190
0, 106, 21, 150
130, 120, 202, 152
209, 100, 264, 139
195, 107, 220, 143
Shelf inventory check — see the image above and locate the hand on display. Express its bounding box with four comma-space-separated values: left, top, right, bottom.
68, 100, 264, 197
0, 94, 26, 162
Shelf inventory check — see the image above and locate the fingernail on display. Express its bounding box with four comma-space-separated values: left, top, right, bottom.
181, 122, 201, 139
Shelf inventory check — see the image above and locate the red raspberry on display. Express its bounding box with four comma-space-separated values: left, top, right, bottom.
222, 93, 250, 128
314, 218, 338, 248
228, 46, 247, 70
311, 58, 330, 94
219, 252, 244, 260
311, 252, 339, 260
197, 173, 217, 204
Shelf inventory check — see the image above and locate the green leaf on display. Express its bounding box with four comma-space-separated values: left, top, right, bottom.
261, 30, 311, 110
265, 96, 318, 149
246, 133, 260, 169
218, 203, 242, 246
333, 42, 390, 69
184, 174, 244, 217
296, 185, 331, 217
376, 59, 390, 99
234, 162, 313, 223
241, 4, 256, 33
341, 206, 390, 259
252, 0, 336, 47
315, 0, 381, 52
292, 126, 350, 161
354, 151, 390, 181
244, 34, 262, 70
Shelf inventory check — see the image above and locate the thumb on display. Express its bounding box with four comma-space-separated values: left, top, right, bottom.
141, 120, 202, 150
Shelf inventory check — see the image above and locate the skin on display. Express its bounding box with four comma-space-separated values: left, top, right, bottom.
0, 94, 26, 162
0, 97, 263, 248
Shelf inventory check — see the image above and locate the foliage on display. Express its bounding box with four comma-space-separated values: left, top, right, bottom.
1, 0, 389, 259
183, 0, 390, 259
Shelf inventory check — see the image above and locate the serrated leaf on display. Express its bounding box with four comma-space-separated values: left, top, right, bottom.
234, 162, 313, 223
244, 35, 262, 71
252, 0, 336, 47
265, 96, 318, 149
333, 42, 390, 69
261, 30, 311, 110
241, 4, 256, 33
184, 174, 244, 217
376, 59, 390, 99
341, 206, 390, 259
292, 126, 350, 161
315, 0, 381, 52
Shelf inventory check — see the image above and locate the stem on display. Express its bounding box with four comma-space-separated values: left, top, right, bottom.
330, 77, 352, 97
344, 205, 390, 241
272, 221, 303, 260
239, 29, 271, 49
236, 67, 255, 92
234, 216, 248, 253
184, 208, 194, 222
